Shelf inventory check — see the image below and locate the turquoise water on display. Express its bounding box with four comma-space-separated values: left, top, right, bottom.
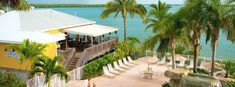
38, 5, 235, 60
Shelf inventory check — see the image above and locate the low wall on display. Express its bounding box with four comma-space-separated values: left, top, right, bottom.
165, 68, 222, 87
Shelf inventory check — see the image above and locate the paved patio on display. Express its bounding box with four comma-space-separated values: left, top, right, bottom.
67, 57, 170, 87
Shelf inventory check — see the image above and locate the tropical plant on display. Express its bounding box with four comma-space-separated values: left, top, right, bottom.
126, 37, 141, 57
0, 0, 30, 11
143, 1, 189, 69
179, 0, 209, 73
0, 72, 26, 87
100, 0, 147, 40
8, 39, 47, 71
222, 61, 235, 78
141, 1, 170, 58
162, 82, 171, 87
83, 54, 116, 79
31, 55, 69, 87
226, 81, 235, 87
204, 0, 235, 76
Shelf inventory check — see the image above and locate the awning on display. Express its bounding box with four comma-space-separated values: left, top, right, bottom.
63, 24, 118, 37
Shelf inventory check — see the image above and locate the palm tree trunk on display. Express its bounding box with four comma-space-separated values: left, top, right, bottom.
123, 17, 127, 40
225, 70, 229, 78
193, 30, 200, 73
171, 39, 176, 69
211, 32, 219, 76
48, 80, 51, 87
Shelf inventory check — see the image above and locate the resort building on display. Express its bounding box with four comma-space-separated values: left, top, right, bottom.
0, 9, 118, 77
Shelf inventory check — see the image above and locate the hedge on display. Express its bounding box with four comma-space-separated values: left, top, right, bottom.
83, 54, 118, 79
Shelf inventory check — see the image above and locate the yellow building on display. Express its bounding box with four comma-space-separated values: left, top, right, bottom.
0, 9, 95, 77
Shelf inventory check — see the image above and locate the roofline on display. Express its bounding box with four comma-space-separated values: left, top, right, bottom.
0, 40, 21, 44
40, 22, 96, 32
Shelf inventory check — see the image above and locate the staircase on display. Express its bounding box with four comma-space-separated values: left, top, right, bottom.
67, 52, 81, 70
62, 38, 118, 71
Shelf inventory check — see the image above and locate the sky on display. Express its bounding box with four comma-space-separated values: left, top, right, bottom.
28, 0, 184, 4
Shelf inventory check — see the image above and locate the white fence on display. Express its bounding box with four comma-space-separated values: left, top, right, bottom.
27, 66, 84, 87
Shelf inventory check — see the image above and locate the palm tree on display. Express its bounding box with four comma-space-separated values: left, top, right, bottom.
204, 0, 235, 76
0, 0, 30, 11
180, 0, 208, 73
223, 61, 235, 78
8, 39, 47, 71
143, 1, 188, 69
143, 1, 170, 54
126, 37, 140, 57
31, 55, 69, 87
100, 0, 147, 40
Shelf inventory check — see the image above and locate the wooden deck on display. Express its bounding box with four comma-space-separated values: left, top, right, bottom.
58, 38, 118, 70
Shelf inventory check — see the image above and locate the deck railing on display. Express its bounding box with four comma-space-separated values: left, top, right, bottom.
57, 48, 76, 67
76, 38, 118, 67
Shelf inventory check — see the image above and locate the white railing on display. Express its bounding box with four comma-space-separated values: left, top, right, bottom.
27, 67, 84, 87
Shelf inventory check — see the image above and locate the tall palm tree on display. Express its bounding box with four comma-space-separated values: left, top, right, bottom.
204, 0, 235, 76
31, 55, 69, 87
143, 1, 170, 54
143, 1, 188, 69
180, 0, 208, 73
0, 0, 30, 11
8, 39, 47, 71
100, 0, 147, 40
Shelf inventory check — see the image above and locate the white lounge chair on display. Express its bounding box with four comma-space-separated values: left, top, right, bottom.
166, 58, 172, 66
118, 59, 130, 69
113, 61, 125, 72
107, 64, 120, 75
187, 59, 194, 68
158, 57, 166, 65
149, 54, 159, 64
127, 56, 138, 65
123, 58, 135, 67
177, 60, 185, 67
198, 61, 207, 70
214, 69, 226, 77
102, 66, 115, 78
84, 79, 88, 87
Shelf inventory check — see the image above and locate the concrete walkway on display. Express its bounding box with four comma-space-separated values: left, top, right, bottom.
67, 57, 170, 87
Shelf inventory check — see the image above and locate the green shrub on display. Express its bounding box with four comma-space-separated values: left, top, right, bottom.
0, 72, 26, 87
175, 45, 185, 54
225, 81, 235, 87
83, 54, 117, 79
162, 82, 171, 87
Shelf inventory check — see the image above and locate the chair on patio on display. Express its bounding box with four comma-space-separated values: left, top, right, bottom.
113, 61, 125, 72
102, 66, 115, 78
177, 60, 186, 67
187, 59, 194, 68
137, 69, 145, 78
123, 58, 135, 67
107, 64, 120, 75
127, 56, 138, 65
166, 58, 172, 66
118, 60, 130, 69
157, 57, 166, 65
198, 61, 206, 70
84, 79, 88, 87
149, 54, 159, 64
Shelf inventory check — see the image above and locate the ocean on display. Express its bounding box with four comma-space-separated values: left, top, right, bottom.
37, 5, 235, 60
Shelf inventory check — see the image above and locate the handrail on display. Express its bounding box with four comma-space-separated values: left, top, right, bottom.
76, 38, 118, 67
58, 48, 76, 67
